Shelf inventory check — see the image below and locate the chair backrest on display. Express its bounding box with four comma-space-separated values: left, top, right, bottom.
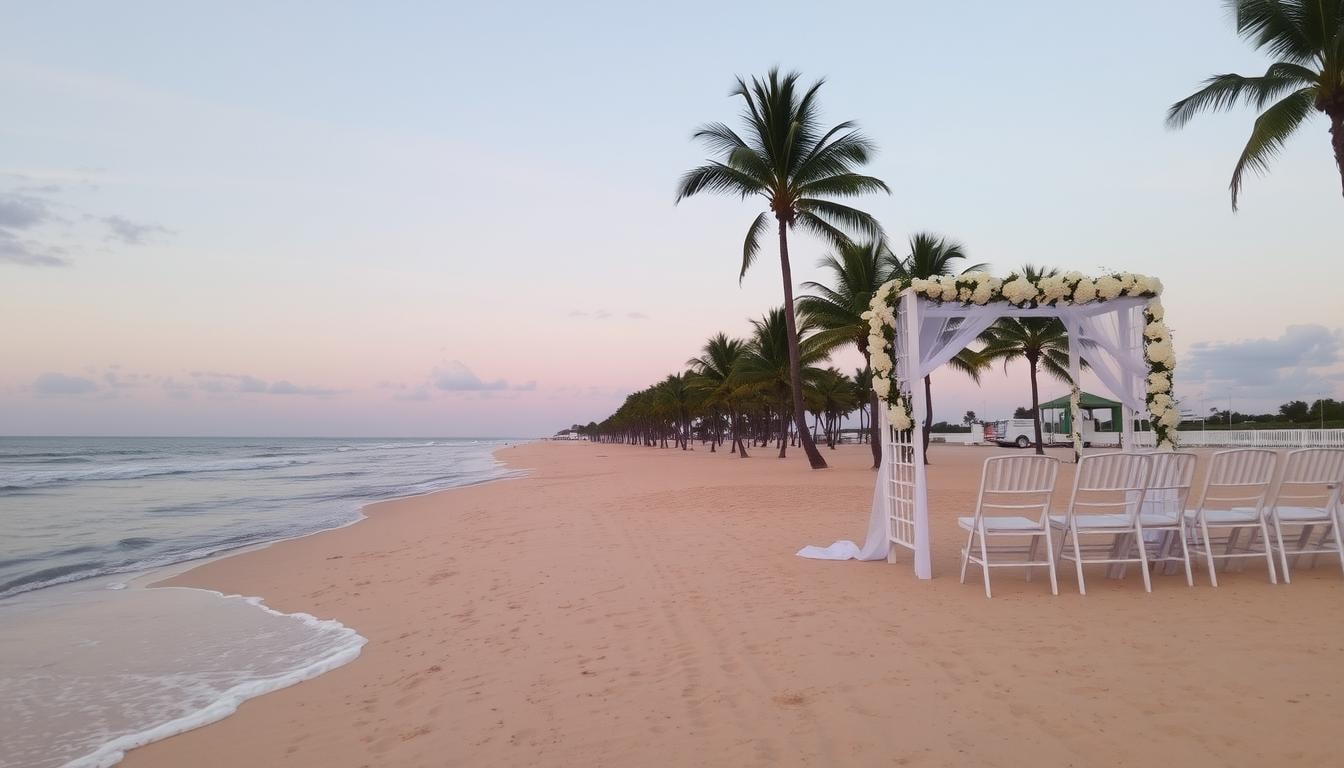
1138, 452, 1197, 518
972, 455, 1060, 526
1067, 452, 1151, 523
1192, 448, 1278, 516
1271, 448, 1344, 516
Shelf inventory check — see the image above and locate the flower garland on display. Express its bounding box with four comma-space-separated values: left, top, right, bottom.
862, 271, 1178, 450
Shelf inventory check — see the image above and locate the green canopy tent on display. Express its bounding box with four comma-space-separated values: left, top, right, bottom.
1037, 391, 1122, 434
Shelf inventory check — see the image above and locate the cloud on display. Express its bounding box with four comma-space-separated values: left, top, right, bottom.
568, 310, 589, 317
0, 229, 70, 267
189, 371, 339, 397
1182, 324, 1343, 404
101, 215, 172, 245
433, 360, 508, 391
626, 312, 648, 320
513, 380, 537, 391
395, 386, 433, 402
594, 309, 611, 319
32, 372, 98, 396
0, 193, 53, 229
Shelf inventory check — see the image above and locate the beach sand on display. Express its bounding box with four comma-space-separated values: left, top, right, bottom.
124, 441, 1344, 767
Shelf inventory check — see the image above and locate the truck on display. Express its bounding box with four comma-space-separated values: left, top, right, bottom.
991, 418, 1097, 449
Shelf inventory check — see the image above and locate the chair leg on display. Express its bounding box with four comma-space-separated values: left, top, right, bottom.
1200, 519, 1218, 588
1178, 521, 1193, 587
1273, 517, 1292, 585
1330, 516, 1344, 578
959, 526, 975, 585
1026, 535, 1039, 582
1259, 520, 1278, 584
1043, 526, 1059, 596
978, 525, 992, 598
1071, 522, 1086, 596
1135, 524, 1152, 593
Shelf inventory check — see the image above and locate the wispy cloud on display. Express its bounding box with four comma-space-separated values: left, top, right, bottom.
32, 372, 98, 396
434, 360, 508, 391
626, 311, 648, 320
189, 371, 341, 397
101, 215, 172, 245
0, 193, 54, 229
0, 229, 70, 266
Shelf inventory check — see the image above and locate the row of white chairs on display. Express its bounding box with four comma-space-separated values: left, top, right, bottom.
957, 448, 1344, 597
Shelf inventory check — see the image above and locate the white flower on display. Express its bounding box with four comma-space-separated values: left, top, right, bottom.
1160, 408, 1181, 429
1150, 393, 1174, 413
1095, 276, 1123, 300
1002, 277, 1037, 305
1072, 279, 1097, 304
888, 403, 912, 430
1039, 275, 1070, 304
1146, 297, 1165, 321
1146, 339, 1175, 368
872, 377, 891, 398
1136, 275, 1162, 295
870, 350, 892, 373
958, 286, 972, 302
1116, 273, 1137, 294
1145, 372, 1171, 394
1143, 321, 1168, 342
970, 282, 993, 304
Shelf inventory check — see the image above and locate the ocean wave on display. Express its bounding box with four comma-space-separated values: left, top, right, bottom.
0, 457, 314, 491
335, 441, 438, 452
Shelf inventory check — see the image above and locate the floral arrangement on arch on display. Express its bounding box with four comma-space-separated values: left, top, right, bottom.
861, 271, 1178, 451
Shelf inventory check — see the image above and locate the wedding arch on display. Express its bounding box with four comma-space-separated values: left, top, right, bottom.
799, 271, 1177, 579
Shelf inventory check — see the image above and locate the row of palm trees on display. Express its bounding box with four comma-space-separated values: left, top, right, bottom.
587, 316, 865, 458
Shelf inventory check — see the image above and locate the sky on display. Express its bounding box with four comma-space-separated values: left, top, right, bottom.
2, 1, 1341, 437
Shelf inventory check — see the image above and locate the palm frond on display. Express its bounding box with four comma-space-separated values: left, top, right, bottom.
741, 211, 772, 281
675, 163, 766, 202
796, 198, 882, 238
1232, 0, 1319, 63
1229, 87, 1315, 210
1166, 70, 1308, 128
794, 211, 855, 249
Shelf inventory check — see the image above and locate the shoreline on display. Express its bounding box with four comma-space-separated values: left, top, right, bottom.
122, 441, 1344, 767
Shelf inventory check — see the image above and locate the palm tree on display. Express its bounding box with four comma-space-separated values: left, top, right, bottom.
657, 372, 694, 450
736, 307, 828, 459
1167, 0, 1344, 209
888, 233, 989, 460
687, 333, 750, 457
797, 238, 894, 468
676, 68, 890, 469
977, 266, 1076, 456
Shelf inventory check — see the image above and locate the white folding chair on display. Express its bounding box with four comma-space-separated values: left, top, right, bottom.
1049, 452, 1152, 595
958, 455, 1061, 598
1184, 449, 1279, 586
1262, 448, 1344, 583
1135, 452, 1198, 586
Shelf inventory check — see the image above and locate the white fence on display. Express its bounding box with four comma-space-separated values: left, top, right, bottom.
931, 429, 1344, 448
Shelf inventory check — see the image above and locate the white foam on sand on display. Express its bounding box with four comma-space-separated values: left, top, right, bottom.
0, 582, 366, 768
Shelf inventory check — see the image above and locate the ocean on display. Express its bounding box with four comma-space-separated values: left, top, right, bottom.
0, 437, 522, 768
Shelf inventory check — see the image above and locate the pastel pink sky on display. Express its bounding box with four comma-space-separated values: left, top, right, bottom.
3, 2, 1341, 437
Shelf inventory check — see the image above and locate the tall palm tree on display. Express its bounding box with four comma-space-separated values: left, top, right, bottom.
797, 238, 894, 468
888, 233, 989, 460
687, 333, 750, 457
1167, 0, 1344, 209
676, 68, 890, 469
657, 372, 694, 450
736, 307, 828, 459
976, 266, 1076, 456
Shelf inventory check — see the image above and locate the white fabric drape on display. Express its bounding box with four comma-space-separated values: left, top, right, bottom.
796, 420, 891, 561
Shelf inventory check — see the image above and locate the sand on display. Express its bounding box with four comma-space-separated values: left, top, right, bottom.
123, 441, 1344, 767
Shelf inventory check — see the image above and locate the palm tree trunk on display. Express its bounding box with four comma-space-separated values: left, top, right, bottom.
868, 390, 882, 469
1331, 108, 1344, 203
1029, 357, 1044, 456
733, 409, 749, 458
776, 219, 827, 469
922, 375, 933, 464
